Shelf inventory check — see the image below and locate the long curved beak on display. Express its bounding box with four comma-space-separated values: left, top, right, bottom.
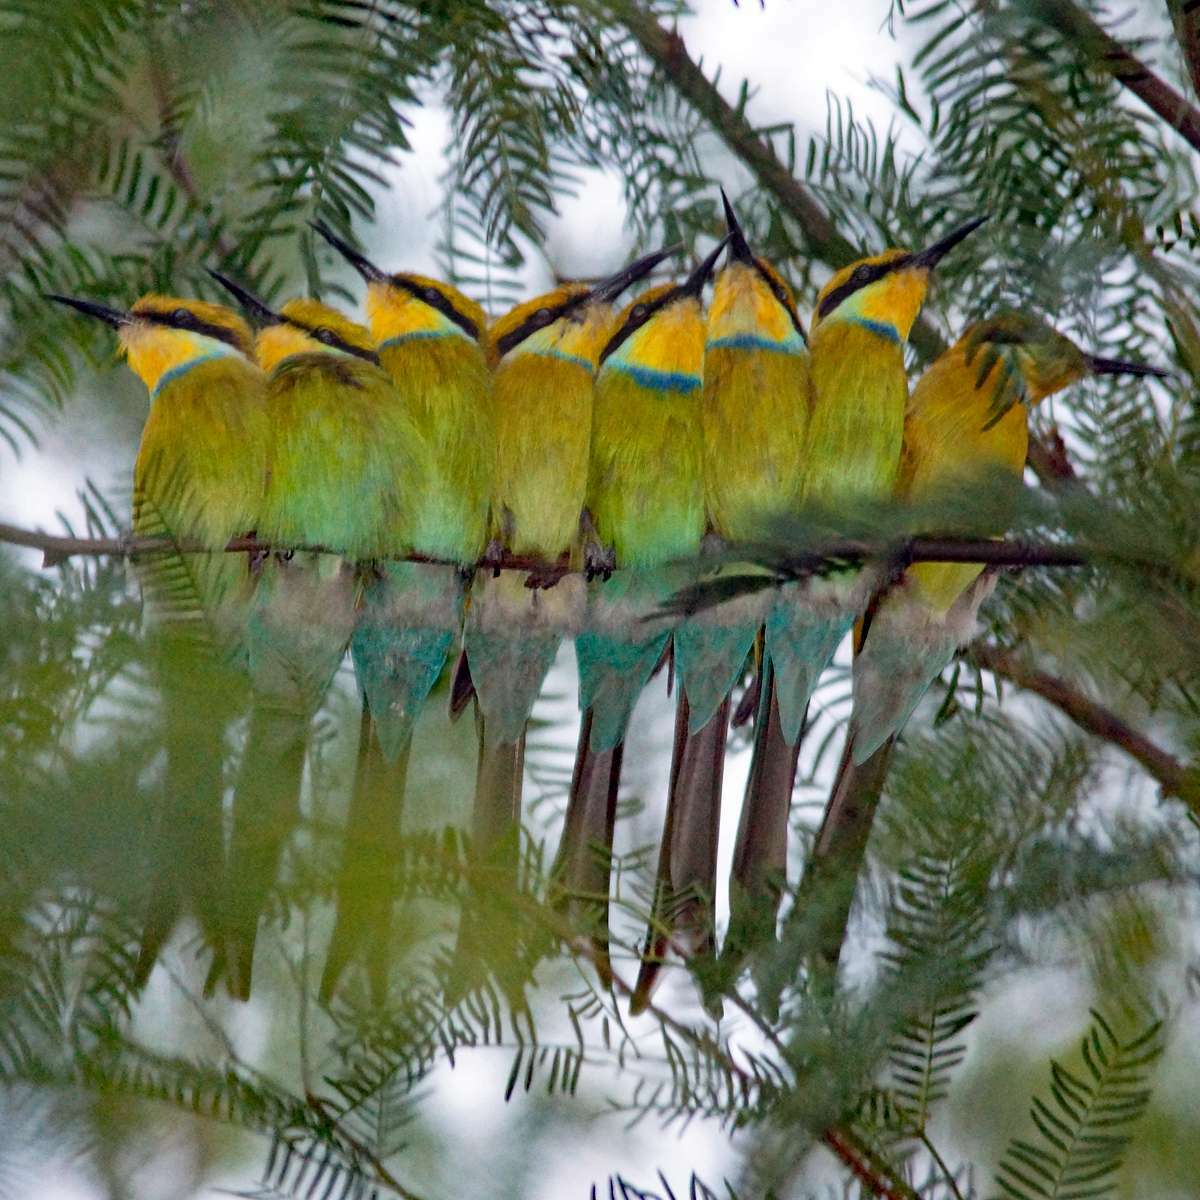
910, 214, 989, 270
45, 294, 131, 328
682, 235, 732, 298
721, 188, 754, 264
206, 270, 281, 326
1085, 353, 1170, 379
588, 244, 682, 306
309, 220, 389, 285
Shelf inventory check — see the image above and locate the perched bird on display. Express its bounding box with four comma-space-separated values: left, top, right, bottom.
209, 272, 420, 1001
807, 314, 1166, 972
308, 223, 493, 1002
849, 313, 1168, 762
764, 215, 990, 747
465, 248, 679, 864
655, 191, 810, 995
47, 291, 269, 986
553, 239, 727, 988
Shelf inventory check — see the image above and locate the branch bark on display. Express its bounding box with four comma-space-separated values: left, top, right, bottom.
1167, 0, 1200, 101
972, 641, 1200, 819
614, 1, 949, 361
0, 520, 1116, 574
1033, 0, 1200, 153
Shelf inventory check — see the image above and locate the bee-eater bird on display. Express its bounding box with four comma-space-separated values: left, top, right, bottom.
465, 248, 679, 852
552, 239, 727, 988
209, 272, 421, 1001
46, 291, 269, 986
849, 312, 1168, 762
715, 216, 988, 994
765, 215, 990, 746
807, 314, 1166, 973
308, 223, 493, 1003
643, 192, 810, 1005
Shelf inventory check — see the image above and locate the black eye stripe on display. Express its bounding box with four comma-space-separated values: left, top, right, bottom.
815, 258, 907, 322
599, 287, 684, 365
285, 317, 380, 365
495, 298, 579, 359
751, 260, 807, 341
394, 277, 479, 341
143, 310, 241, 347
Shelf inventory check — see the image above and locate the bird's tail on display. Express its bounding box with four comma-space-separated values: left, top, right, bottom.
764, 600, 853, 745
721, 657, 799, 974
550, 708, 624, 985
320, 696, 411, 1006
443, 720, 525, 1002
220, 700, 310, 1000
134, 657, 231, 988
631, 689, 729, 1014
800, 729, 895, 974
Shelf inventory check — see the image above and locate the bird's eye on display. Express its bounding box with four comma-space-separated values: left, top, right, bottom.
534, 307, 552, 324
424, 286, 441, 304
853, 264, 874, 284
172, 307, 194, 327
313, 326, 337, 345
630, 304, 647, 322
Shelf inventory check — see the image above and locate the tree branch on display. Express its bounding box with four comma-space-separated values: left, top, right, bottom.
0, 519, 1121, 576
1167, 0, 1200, 101
612, 1, 950, 360
612, 0, 1091, 488
972, 641, 1200, 819
821, 1126, 921, 1200
1032, 0, 1200, 153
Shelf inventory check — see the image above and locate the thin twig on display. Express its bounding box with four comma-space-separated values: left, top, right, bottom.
972, 641, 1200, 819
610, 0, 1085, 486
821, 1126, 921, 1200
1031, 0, 1200, 153
0, 519, 1126, 575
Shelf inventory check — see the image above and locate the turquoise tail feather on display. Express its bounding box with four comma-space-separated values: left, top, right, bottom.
672, 620, 758, 735
575, 630, 671, 753
764, 601, 852, 745
467, 628, 561, 747
351, 561, 464, 763
850, 637, 956, 765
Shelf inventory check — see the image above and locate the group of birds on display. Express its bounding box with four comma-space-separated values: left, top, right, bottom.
48, 193, 1165, 1012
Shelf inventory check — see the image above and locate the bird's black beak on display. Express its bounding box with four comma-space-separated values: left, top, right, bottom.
1085, 353, 1170, 379
682, 235, 732, 298
45, 294, 131, 328
721, 188, 754, 265
309, 220, 389, 285
909, 214, 989, 270
206, 270, 281, 326
587, 244, 682, 306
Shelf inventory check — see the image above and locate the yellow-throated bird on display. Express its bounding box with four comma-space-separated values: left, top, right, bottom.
808, 314, 1166, 973
48, 291, 269, 986
209, 272, 421, 1000
764, 215, 989, 747
465, 248, 679, 861
656, 191, 810, 996
309, 223, 493, 1002
552, 239, 727, 990
850, 313, 1168, 762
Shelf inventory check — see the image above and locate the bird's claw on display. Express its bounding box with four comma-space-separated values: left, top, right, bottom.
524, 563, 565, 590
584, 541, 616, 582
480, 538, 506, 578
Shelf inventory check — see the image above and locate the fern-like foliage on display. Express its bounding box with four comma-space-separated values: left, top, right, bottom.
993, 1009, 1163, 1200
